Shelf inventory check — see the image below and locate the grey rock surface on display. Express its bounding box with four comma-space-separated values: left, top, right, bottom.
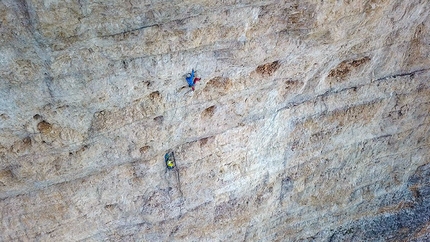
0, 0, 429, 241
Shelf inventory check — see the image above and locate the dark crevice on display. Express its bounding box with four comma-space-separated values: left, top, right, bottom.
375, 68, 430, 82
99, 24, 160, 39
276, 85, 363, 113
276, 68, 430, 114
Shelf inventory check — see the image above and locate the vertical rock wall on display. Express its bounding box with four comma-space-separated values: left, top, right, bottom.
0, 0, 429, 241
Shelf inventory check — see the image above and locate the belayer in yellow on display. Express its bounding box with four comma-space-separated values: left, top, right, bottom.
165, 151, 176, 170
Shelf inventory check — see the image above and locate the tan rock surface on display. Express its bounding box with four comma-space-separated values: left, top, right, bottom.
0, 0, 429, 241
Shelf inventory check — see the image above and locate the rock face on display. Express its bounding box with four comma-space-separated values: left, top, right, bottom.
0, 0, 429, 241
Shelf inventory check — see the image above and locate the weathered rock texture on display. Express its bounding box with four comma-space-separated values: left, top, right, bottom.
1, 0, 429, 241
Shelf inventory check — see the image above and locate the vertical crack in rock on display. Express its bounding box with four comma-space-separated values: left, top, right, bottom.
14, 0, 54, 99
280, 176, 294, 204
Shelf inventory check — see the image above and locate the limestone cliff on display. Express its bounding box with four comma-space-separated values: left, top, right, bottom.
0, 0, 429, 241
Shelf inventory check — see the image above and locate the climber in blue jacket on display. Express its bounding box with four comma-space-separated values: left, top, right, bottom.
186, 69, 201, 91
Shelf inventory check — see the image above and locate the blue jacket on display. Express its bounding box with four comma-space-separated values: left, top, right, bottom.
186, 69, 195, 87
